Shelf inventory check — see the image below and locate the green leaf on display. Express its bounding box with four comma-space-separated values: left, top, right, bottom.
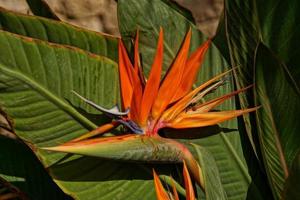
256, 0, 300, 86
255, 43, 300, 198
189, 143, 227, 200
282, 151, 300, 200
0, 8, 118, 62
25, 0, 60, 20
0, 136, 68, 200
214, 1, 300, 199
0, 30, 165, 199
118, 0, 269, 199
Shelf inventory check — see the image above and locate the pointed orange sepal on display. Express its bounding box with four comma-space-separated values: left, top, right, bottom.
183, 161, 195, 200
130, 31, 144, 123
168, 107, 259, 129
134, 30, 140, 74
70, 121, 120, 142
118, 38, 143, 122
140, 28, 164, 125
118, 40, 134, 110
171, 179, 180, 200
134, 30, 146, 86
153, 170, 170, 200
161, 69, 234, 122
192, 85, 253, 113
130, 77, 143, 123
152, 28, 192, 120
171, 39, 211, 103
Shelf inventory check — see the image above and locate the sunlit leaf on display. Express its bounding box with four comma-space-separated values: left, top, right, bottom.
0, 8, 118, 61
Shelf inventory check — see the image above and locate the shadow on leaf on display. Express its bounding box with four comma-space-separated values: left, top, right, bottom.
161, 125, 236, 139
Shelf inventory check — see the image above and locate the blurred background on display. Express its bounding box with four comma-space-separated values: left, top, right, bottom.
0, 0, 223, 37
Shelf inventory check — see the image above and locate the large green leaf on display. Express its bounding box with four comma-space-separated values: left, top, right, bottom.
214, 1, 300, 199
118, 0, 270, 199
0, 8, 118, 62
255, 43, 300, 198
256, 0, 300, 85
0, 30, 167, 199
0, 136, 69, 200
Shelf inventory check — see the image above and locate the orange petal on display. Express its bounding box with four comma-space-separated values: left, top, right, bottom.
140, 28, 164, 125
130, 31, 144, 123
134, 30, 140, 74
161, 69, 233, 122
118, 40, 134, 110
130, 70, 143, 124
119, 39, 143, 122
167, 107, 259, 129
152, 29, 192, 120
130, 83, 143, 123
171, 39, 211, 103
183, 161, 195, 200
134, 30, 146, 86
153, 170, 170, 200
70, 121, 120, 142
191, 85, 253, 113
171, 179, 180, 200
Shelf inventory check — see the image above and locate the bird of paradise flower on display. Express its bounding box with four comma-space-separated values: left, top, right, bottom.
153, 161, 195, 200
43, 28, 257, 190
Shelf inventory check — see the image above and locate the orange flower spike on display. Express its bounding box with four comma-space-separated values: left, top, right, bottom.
153, 162, 195, 200
134, 30, 140, 74
118, 40, 134, 110
169, 107, 259, 129
134, 30, 146, 85
171, 179, 180, 200
160, 69, 233, 122
130, 33, 144, 123
194, 85, 253, 113
70, 121, 120, 142
140, 28, 164, 126
153, 170, 170, 200
171, 39, 211, 103
183, 161, 195, 200
119, 37, 143, 122
152, 28, 192, 120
